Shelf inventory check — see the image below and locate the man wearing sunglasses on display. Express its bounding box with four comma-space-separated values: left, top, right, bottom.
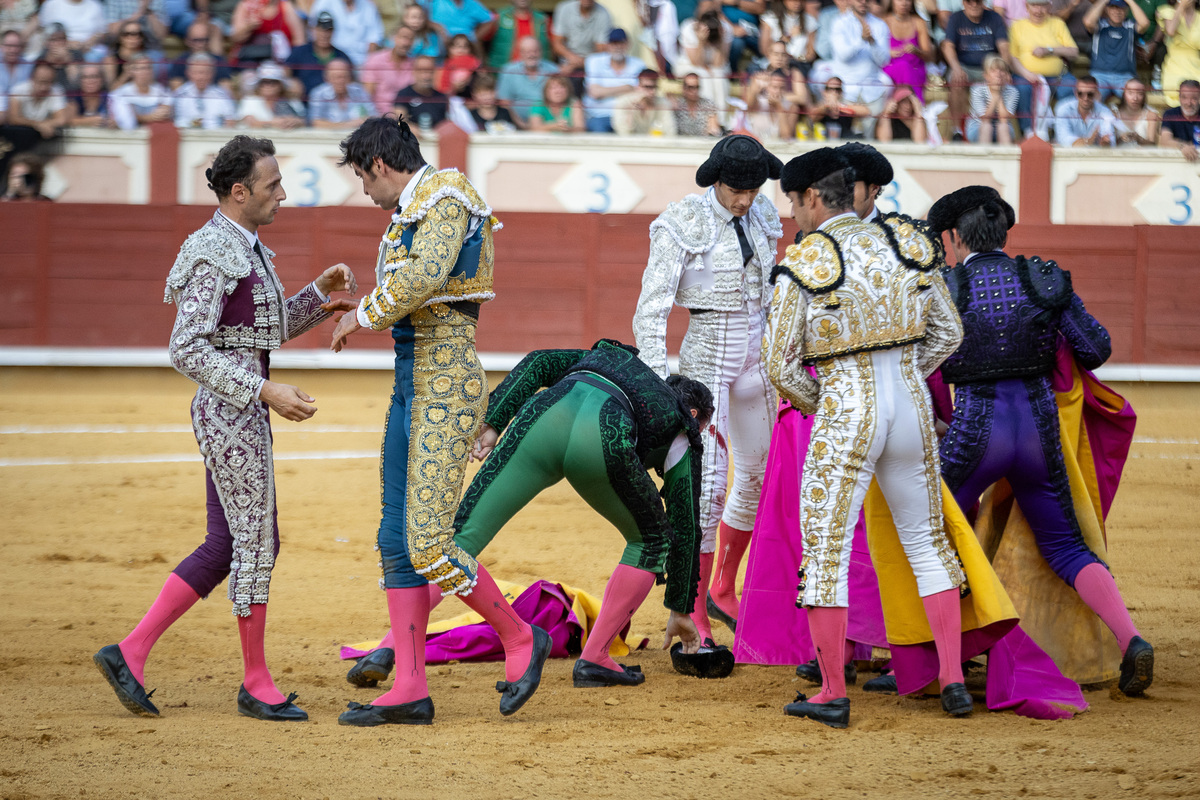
1053, 73, 1115, 145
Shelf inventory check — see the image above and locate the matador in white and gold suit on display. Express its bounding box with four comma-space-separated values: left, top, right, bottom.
765, 148, 971, 729
632, 135, 783, 648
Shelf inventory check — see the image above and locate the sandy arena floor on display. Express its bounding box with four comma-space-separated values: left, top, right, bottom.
0, 366, 1197, 800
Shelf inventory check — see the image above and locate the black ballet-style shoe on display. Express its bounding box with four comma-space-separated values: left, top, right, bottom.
346, 647, 395, 688
862, 671, 898, 694
338, 696, 435, 726
237, 685, 309, 722
706, 593, 738, 633
784, 692, 850, 729
669, 639, 735, 679
93, 644, 159, 717
495, 625, 552, 716
794, 658, 858, 685
1118, 636, 1154, 696
940, 682, 974, 717
572, 658, 647, 688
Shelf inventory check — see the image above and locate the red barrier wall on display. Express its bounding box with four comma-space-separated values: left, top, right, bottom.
1, 204, 1197, 364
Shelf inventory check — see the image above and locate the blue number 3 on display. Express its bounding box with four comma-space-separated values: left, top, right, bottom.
587, 171, 611, 214
1169, 183, 1192, 226
877, 180, 901, 214
296, 166, 321, 207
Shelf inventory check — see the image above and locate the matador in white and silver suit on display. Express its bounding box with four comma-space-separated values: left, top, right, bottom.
633, 135, 783, 647
766, 148, 971, 729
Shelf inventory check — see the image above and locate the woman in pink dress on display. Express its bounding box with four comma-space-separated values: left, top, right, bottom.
881, 0, 933, 101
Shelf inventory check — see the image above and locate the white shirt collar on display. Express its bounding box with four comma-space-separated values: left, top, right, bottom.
863, 205, 879, 223
397, 164, 431, 212
818, 211, 859, 231
218, 210, 259, 249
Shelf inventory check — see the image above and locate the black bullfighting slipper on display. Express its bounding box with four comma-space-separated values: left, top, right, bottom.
862, 671, 897, 694
784, 692, 850, 729
496, 625, 552, 716
1118, 636, 1154, 696
572, 658, 647, 688
346, 647, 395, 688
940, 682, 974, 717
337, 696, 434, 726
795, 658, 858, 685
93, 644, 159, 717
237, 685, 309, 722
706, 593, 737, 633
669, 639, 735, 679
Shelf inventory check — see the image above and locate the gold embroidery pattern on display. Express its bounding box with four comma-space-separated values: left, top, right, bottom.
800, 353, 876, 606
365, 172, 496, 331
784, 231, 843, 292
899, 345, 965, 586
403, 304, 488, 593
798, 218, 931, 364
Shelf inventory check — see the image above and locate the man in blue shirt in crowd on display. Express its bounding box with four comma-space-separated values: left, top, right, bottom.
1082, 0, 1149, 97
286, 12, 352, 100
428, 0, 497, 41
942, 0, 1010, 133
1160, 79, 1200, 162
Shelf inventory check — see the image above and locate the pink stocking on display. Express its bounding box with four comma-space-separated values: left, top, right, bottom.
371, 586, 430, 706
238, 603, 285, 704
922, 588, 964, 688
119, 573, 200, 685
710, 522, 751, 619
688, 551, 715, 643
370, 584, 444, 655
1073, 563, 1139, 653
807, 606, 849, 703
580, 565, 656, 672
457, 565, 533, 682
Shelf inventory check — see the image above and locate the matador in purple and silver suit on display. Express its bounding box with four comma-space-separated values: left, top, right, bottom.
929, 185, 1154, 697
166, 210, 331, 612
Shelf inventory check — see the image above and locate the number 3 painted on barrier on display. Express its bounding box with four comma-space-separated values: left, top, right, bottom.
296, 166, 321, 207
1169, 183, 1192, 226
587, 171, 611, 214
877, 180, 901, 214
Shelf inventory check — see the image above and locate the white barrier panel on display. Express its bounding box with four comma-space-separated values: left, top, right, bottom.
468, 135, 1022, 219
176, 128, 440, 206
1051, 148, 1200, 226
46, 129, 151, 204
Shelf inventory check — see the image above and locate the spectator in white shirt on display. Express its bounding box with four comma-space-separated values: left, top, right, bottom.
110, 52, 174, 129
308, 58, 372, 128
173, 53, 236, 128
7, 61, 72, 138
1054, 73, 1115, 145
38, 0, 108, 55
817, 0, 893, 134
236, 60, 305, 128
306, 0, 384, 67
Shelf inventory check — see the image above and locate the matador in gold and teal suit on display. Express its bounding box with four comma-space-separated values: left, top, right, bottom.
336, 120, 551, 728
360, 163, 499, 597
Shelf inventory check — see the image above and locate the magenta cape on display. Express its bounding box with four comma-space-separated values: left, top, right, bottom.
734, 396, 1088, 720
340, 581, 617, 664
733, 403, 887, 667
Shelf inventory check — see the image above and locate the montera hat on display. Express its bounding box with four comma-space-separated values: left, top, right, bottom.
837, 142, 893, 187
927, 185, 1016, 233
779, 147, 853, 195
696, 135, 784, 191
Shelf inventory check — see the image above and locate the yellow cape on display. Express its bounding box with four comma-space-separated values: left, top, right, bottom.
864, 480, 1019, 645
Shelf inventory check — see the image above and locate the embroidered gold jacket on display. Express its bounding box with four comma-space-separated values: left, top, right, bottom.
766, 212, 963, 413
360, 168, 499, 330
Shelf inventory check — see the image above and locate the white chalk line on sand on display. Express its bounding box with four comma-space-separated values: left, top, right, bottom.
0, 424, 384, 435
3, 424, 1196, 445
0, 451, 378, 467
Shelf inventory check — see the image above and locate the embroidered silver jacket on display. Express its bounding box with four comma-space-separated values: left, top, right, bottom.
633, 192, 783, 377
165, 211, 329, 407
